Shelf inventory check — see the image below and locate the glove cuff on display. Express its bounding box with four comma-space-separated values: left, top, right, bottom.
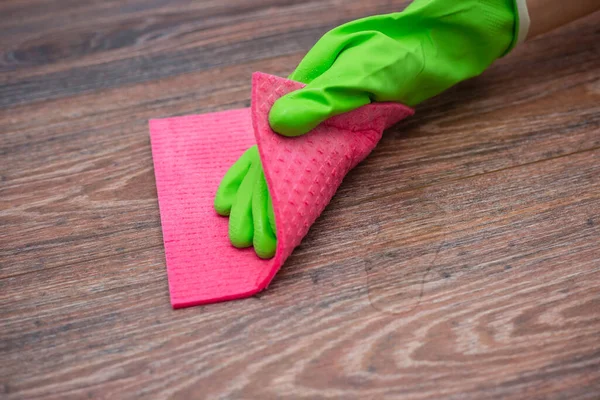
505, 0, 531, 55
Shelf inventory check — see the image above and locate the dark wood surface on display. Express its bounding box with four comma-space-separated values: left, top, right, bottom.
1, 1, 599, 399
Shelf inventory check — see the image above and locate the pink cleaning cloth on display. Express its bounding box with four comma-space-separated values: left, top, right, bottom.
150, 73, 414, 308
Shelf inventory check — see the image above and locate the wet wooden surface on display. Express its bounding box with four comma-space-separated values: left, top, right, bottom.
1, 1, 599, 399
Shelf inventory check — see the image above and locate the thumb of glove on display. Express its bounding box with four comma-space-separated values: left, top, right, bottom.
268, 65, 372, 137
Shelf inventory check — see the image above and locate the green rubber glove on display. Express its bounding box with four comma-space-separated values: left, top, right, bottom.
214, 146, 277, 259
216, 0, 522, 258
270, 0, 520, 136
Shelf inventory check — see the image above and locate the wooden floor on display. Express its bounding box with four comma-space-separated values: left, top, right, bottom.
1, 1, 599, 399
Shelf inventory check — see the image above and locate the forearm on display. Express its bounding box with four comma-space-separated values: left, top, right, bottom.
526, 0, 600, 38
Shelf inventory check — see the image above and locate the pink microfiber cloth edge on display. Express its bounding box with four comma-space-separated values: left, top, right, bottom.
149, 72, 414, 308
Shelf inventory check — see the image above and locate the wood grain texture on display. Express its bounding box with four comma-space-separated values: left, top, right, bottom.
1, 1, 599, 399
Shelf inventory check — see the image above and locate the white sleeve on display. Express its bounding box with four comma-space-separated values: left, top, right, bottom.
515, 0, 531, 45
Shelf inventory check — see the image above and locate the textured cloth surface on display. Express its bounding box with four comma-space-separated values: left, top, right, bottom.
150, 73, 413, 308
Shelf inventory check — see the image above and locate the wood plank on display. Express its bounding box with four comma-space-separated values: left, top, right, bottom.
0, 0, 412, 106
1, 150, 598, 399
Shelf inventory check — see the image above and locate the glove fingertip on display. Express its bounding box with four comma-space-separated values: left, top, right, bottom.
253, 233, 277, 259
269, 95, 316, 137
214, 201, 231, 217
229, 222, 253, 248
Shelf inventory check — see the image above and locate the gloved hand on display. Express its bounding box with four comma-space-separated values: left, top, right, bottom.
215, 0, 527, 258
271, 0, 523, 136
214, 146, 277, 259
